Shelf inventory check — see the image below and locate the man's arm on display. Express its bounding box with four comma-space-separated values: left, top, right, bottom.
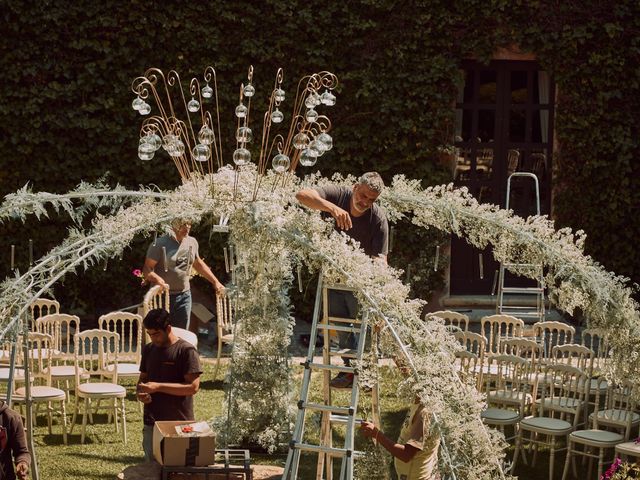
137, 372, 200, 396
137, 372, 152, 404
143, 257, 170, 291
10, 413, 30, 480
359, 421, 420, 463
192, 256, 225, 293
296, 188, 352, 230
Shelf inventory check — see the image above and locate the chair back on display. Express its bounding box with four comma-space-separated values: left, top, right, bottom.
454, 331, 485, 389
551, 343, 593, 373
580, 328, 610, 373
485, 354, 531, 415
500, 338, 543, 376
35, 313, 79, 359
533, 321, 575, 359
427, 310, 469, 332
141, 285, 170, 318
538, 363, 587, 427
0, 337, 23, 366
172, 327, 198, 348
29, 298, 60, 329
99, 311, 143, 364
74, 329, 120, 384
480, 314, 524, 356
216, 293, 233, 334
24, 332, 54, 386
507, 149, 520, 175
595, 380, 638, 440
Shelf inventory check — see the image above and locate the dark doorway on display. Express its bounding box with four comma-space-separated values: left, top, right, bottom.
450, 60, 555, 295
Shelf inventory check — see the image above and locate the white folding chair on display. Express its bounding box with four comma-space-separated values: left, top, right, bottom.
214, 292, 234, 379
426, 310, 469, 332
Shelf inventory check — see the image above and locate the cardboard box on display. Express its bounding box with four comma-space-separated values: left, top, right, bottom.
153, 421, 216, 466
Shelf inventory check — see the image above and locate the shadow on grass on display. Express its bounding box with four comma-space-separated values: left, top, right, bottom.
198, 378, 225, 390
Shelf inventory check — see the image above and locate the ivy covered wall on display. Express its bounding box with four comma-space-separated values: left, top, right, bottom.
1, 0, 638, 316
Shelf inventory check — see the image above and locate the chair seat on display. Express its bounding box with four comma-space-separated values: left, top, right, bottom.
105, 362, 140, 376
0, 367, 25, 381
77, 382, 126, 398
15, 385, 66, 401
520, 416, 573, 434
615, 441, 640, 457
481, 408, 520, 424
570, 429, 623, 446
589, 409, 640, 426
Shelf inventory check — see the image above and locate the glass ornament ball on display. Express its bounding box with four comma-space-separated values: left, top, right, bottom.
320, 90, 337, 106
235, 104, 248, 118
274, 88, 286, 103
138, 139, 155, 161
317, 132, 333, 151
308, 139, 324, 157
233, 147, 251, 166
192, 144, 210, 162
198, 126, 215, 145
168, 139, 186, 157
305, 109, 319, 123
299, 149, 318, 167
236, 126, 253, 144
187, 98, 200, 112
271, 109, 284, 124
272, 153, 290, 173
292, 132, 310, 150
138, 102, 151, 115
201, 84, 214, 99
143, 133, 162, 151
243, 83, 255, 98
305, 93, 320, 109
132, 96, 145, 111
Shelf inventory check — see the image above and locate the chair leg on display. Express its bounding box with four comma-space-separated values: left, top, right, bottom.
562, 440, 572, 480
81, 398, 89, 444
47, 401, 53, 434
87, 399, 94, 424
512, 428, 523, 472
61, 400, 67, 445
213, 336, 223, 380
113, 398, 119, 433
70, 395, 79, 434
121, 398, 127, 444
549, 436, 556, 480
597, 448, 605, 480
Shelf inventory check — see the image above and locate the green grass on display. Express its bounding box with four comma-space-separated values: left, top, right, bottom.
29, 360, 596, 479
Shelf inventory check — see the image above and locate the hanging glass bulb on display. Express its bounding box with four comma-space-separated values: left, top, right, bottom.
143, 133, 162, 151
305, 109, 318, 123
192, 144, 210, 162
308, 139, 323, 157
320, 90, 337, 106
233, 147, 251, 166
316, 132, 333, 151
138, 102, 151, 115
272, 153, 290, 173
236, 126, 253, 143
293, 132, 310, 150
132, 96, 145, 111
243, 83, 255, 97
187, 97, 200, 112
138, 139, 155, 161
299, 149, 318, 167
198, 126, 215, 145
168, 139, 185, 157
201, 84, 214, 99
271, 109, 284, 124
305, 93, 320, 109
235, 103, 248, 118
274, 88, 285, 102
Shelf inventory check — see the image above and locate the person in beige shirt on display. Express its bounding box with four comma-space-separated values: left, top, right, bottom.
360, 397, 440, 480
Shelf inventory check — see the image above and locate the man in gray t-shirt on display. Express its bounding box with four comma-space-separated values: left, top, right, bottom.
143, 219, 225, 330
296, 172, 389, 388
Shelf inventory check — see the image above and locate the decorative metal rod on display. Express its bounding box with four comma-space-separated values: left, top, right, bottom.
297, 265, 303, 293
434, 245, 440, 271
478, 253, 484, 279
162, 246, 168, 272
223, 247, 229, 273
491, 270, 498, 296
28, 239, 33, 266
10, 245, 15, 270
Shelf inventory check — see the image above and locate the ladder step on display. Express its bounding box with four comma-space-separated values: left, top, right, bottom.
306, 362, 355, 374
291, 442, 359, 458
501, 287, 544, 293
302, 402, 353, 415
325, 316, 362, 324
330, 414, 365, 425
315, 324, 361, 334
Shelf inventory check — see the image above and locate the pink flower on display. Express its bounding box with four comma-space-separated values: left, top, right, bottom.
601, 457, 622, 480
635, 436, 640, 445
132, 269, 143, 277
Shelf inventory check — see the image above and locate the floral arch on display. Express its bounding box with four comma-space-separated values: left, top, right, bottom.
1, 165, 639, 480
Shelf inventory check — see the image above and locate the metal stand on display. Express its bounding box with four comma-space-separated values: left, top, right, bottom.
161, 449, 252, 479
497, 172, 545, 322
282, 275, 379, 480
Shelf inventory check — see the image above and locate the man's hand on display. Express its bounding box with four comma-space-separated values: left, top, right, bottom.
159, 281, 170, 291
359, 420, 378, 439
213, 281, 225, 294
16, 461, 28, 480
137, 382, 160, 394
330, 205, 352, 230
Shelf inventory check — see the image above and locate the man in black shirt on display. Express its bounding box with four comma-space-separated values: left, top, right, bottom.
137, 308, 202, 462
296, 172, 389, 388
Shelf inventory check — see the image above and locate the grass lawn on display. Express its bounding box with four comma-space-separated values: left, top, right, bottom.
28, 359, 604, 479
